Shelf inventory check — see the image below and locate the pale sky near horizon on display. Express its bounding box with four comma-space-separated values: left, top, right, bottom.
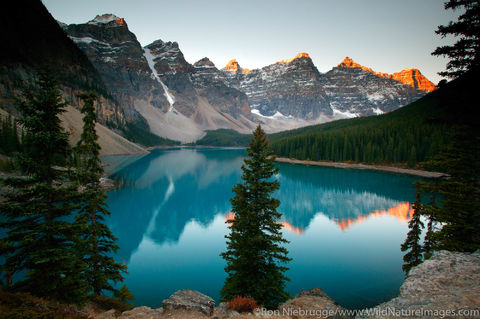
41, 0, 460, 84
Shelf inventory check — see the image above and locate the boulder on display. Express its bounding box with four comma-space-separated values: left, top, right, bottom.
162, 289, 215, 316
279, 287, 348, 319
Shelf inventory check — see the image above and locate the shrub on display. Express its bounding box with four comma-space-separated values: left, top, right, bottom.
226, 295, 258, 313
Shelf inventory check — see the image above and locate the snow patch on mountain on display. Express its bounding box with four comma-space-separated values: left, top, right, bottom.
331, 106, 358, 119
143, 48, 176, 109
251, 109, 293, 120
88, 14, 122, 25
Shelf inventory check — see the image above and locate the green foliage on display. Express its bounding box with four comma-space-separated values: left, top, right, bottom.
0, 157, 15, 172
270, 108, 449, 167
221, 125, 291, 309
401, 192, 425, 274
113, 284, 135, 306
0, 70, 90, 304
432, 0, 480, 78
73, 92, 127, 296
417, 127, 480, 252
0, 115, 21, 156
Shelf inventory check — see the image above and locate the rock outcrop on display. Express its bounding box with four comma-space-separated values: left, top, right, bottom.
357, 250, 480, 319
162, 289, 215, 316
63, 14, 159, 122
0, 1, 125, 129
279, 287, 348, 318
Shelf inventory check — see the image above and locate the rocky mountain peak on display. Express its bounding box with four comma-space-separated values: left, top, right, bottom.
392, 68, 436, 92
276, 52, 311, 64
194, 57, 216, 68
223, 59, 250, 74
224, 59, 240, 73
144, 40, 193, 74
88, 14, 126, 26
338, 56, 378, 73
338, 57, 435, 92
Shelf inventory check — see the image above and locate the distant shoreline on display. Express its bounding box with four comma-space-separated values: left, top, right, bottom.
275, 157, 446, 178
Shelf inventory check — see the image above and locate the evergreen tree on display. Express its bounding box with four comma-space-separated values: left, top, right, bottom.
432, 0, 480, 78
0, 114, 21, 155
401, 192, 424, 274
420, 128, 480, 252
74, 92, 127, 296
0, 70, 89, 304
221, 125, 291, 309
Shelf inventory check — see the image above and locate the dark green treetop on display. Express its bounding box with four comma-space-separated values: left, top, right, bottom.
432, 0, 480, 78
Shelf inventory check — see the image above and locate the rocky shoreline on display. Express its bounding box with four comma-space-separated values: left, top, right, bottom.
89, 250, 480, 319
275, 157, 447, 178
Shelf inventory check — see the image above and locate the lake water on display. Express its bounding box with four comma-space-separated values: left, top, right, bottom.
105, 148, 419, 310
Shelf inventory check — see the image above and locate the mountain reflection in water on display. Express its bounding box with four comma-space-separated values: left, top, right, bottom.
105, 148, 419, 309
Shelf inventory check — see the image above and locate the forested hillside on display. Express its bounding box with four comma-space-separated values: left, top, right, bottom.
197, 68, 477, 168
270, 69, 477, 167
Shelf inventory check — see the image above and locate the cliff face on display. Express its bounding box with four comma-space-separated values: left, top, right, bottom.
233, 53, 332, 119
391, 68, 436, 92
63, 15, 256, 142
0, 2, 124, 129
63, 14, 159, 120
321, 63, 425, 116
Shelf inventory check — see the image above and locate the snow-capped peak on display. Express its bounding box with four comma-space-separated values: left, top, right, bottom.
88, 14, 125, 25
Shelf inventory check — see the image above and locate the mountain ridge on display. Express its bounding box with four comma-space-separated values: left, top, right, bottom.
62, 13, 435, 142
338, 56, 435, 92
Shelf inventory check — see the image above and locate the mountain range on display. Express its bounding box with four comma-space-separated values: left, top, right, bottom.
61, 14, 435, 143
0, 3, 436, 146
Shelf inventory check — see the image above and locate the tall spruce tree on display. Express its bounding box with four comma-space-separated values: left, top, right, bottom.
0, 70, 89, 304
221, 125, 291, 309
74, 92, 126, 296
432, 0, 480, 78
401, 192, 425, 274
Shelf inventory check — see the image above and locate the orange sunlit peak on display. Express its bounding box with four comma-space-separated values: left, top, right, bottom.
276, 52, 311, 64
338, 57, 435, 92
224, 59, 240, 73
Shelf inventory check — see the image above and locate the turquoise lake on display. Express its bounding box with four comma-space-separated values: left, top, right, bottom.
105, 148, 419, 310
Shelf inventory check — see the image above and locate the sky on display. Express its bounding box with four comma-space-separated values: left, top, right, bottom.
41, 0, 460, 84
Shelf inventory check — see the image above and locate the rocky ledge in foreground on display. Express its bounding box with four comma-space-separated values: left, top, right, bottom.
91, 251, 480, 319
357, 250, 480, 319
